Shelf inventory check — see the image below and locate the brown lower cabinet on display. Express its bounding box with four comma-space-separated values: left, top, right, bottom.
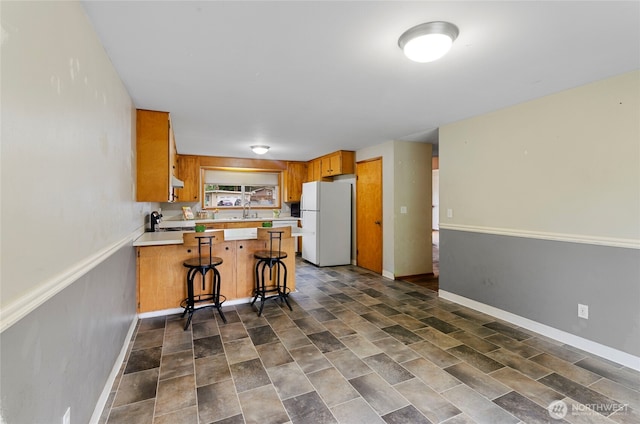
136, 237, 295, 313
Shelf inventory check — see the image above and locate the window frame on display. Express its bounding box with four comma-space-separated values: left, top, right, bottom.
201, 167, 282, 210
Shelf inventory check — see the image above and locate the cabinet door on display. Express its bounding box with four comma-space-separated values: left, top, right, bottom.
213, 241, 237, 300
176, 155, 200, 202
237, 238, 297, 299
169, 118, 177, 185
235, 239, 263, 299
137, 245, 191, 312
283, 162, 306, 202
306, 160, 314, 181
306, 159, 322, 181
136, 110, 173, 202
321, 153, 341, 177
320, 151, 355, 177
338, 150, 355, 175
281, 237, 296, 292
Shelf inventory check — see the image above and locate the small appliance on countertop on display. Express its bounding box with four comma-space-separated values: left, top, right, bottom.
290, 202, 300, 218
149, 211, 162, 232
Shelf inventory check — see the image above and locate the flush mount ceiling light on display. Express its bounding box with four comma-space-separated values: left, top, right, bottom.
251, 145, 270, 155
398, 21, 459, 63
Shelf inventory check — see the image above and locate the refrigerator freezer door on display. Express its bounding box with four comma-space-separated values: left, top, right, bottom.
301, 182, 319, 211
301, 210, 318, 264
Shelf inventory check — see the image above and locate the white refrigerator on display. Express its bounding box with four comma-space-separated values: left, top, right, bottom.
301, 181, 352, 266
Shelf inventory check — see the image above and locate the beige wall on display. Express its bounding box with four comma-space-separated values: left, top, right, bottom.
393, 141, 432, 276
1, 1, 147, 322
356, 140, 433, 278
440, 71, 640, 247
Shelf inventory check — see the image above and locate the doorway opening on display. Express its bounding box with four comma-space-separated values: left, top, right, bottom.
401, 156, 439, 291
432, 160, 439, 277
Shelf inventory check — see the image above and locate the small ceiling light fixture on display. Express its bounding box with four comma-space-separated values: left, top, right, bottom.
398, 21, 459, 63
251, 145, 270, 155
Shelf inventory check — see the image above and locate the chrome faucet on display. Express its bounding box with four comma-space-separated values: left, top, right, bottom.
242, 200, 251, 219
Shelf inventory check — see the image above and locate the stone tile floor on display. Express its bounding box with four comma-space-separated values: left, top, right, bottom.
99, 258, 639, 424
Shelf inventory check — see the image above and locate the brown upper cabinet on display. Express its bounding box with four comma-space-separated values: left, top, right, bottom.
322, 150, 355, 177
306, 158, 322, 182
176, 155, 200, 202
306, 150, 355, 181
283, 161, 307, 202
136, 109, 178, 202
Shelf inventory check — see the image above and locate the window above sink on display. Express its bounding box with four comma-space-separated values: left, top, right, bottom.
202, 168, 280, 210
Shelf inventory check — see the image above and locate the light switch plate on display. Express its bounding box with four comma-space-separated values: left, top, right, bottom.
400, 206, 407, 214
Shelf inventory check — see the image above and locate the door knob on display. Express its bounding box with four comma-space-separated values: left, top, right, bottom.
375, 221, 381, 225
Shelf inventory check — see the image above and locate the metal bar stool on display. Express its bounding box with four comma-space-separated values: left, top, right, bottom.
181, 231, 227, 330
251, 227, 293, 316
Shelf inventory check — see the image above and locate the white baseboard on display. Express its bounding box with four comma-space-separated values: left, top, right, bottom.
382, 270, 394, 280
439, 290, 640, 372
89, 317, 138, 424
137, 297, 255, 319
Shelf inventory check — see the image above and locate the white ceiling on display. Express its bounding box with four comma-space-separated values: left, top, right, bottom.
82, 1, 639, 161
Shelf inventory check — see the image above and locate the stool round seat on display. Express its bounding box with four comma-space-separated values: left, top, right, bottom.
183, 256, 224, 268
253, 250, 287, 261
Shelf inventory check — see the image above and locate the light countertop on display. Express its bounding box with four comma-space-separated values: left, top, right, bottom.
158, 216, 300, 229
133, 232, 184, 246
196, 216, 300, 223
134, 227, 305, 247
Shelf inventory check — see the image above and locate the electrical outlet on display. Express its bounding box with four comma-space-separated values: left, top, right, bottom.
578, 304, 589, 319
400, 206, 407, 214
63, 407, 70, 424
446, 208, 453, 218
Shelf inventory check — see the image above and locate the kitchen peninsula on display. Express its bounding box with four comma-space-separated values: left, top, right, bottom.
133, 221, 299, 314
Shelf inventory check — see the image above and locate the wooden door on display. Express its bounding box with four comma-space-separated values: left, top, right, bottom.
356, 158, 383, 274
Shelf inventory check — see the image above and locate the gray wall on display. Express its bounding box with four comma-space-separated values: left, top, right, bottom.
440, 229, 640, 357
438, 72, 639, 360
0, 245, 137, 424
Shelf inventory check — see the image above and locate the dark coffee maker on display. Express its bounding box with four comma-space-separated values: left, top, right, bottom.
149, 211, 162, 232
290, 202, 300, 217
